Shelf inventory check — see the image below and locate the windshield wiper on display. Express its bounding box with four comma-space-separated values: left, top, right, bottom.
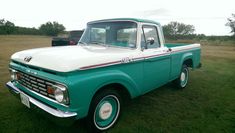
90, 41, 105, 45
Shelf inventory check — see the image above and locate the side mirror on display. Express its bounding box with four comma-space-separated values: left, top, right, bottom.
147, 37, 154, 45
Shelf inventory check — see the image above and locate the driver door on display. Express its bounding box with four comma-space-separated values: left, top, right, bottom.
141, 25, 171, 93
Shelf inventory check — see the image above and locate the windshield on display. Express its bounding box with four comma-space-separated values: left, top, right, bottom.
79, 21, 137, 48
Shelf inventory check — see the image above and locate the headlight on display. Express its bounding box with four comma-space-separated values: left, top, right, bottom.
9, 68, 18, 81
52, 84, 69, 104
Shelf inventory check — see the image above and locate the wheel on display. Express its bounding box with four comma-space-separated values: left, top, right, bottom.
87, 89, 121, 132
174, 64, 189, 88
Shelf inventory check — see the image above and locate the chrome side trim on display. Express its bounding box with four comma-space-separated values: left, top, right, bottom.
6, 81, 77, 118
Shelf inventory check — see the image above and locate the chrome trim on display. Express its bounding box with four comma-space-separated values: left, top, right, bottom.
6, 81, 77, 118
9, 67, 69, 107
21, 83, 69, 107
10, 61, 64, 85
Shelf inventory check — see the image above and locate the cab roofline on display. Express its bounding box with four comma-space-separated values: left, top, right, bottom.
87, 18, 161, 26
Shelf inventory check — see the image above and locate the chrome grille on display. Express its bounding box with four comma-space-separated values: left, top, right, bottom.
17, 71, 55, 100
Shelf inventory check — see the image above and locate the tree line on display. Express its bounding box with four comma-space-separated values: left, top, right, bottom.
0, 14, 235, 40
163, 13, 235, 41
162, 22, 233, 41
0, 19, 65, 36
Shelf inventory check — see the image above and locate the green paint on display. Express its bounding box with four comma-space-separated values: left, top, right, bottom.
9, 46, 200, 119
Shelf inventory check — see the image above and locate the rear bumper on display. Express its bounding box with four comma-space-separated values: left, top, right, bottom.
6, 81, 77, 118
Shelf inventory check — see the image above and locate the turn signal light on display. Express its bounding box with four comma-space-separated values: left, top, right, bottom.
47, 86, 54, 94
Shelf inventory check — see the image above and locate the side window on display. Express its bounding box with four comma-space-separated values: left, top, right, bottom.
142, 25, 160, 49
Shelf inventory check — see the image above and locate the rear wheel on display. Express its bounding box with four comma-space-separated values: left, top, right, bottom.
174, 64, 189, 88
87, 89, 121, 132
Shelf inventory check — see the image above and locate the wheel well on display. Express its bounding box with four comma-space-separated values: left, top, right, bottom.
94, 83, 131, 101
183, 59, 193, 68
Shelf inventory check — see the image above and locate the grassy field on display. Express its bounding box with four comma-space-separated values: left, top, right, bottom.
0, 35, 235, 133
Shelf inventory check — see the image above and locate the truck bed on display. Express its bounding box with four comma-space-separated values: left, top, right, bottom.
165, 43, 200, 52
164, 43, 201, 80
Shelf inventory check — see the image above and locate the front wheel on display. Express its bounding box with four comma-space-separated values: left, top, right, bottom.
174, 64, 189, 88
87, 89, 121, 132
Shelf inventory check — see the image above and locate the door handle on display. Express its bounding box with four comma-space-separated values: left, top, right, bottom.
167, 48, 172, 52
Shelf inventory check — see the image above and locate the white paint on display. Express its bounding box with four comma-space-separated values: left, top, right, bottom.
171, 44, 201, 52
11, 45, 142, 72
11, 43, 200, 72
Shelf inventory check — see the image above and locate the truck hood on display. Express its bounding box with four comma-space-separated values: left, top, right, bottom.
11, 45, 140, 72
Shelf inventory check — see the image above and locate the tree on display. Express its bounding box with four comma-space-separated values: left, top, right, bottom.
39, 21, 65, 36
0, 19, 15, 34
163, 21, 195, 37
226, 14, 235, 36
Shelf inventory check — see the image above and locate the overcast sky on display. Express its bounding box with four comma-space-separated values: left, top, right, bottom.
1, 0, 235, 35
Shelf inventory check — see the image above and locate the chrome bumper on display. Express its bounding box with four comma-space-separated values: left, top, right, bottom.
6, 81, 77, 118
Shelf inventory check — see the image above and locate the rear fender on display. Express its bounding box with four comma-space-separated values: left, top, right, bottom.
180, 52, 193, 67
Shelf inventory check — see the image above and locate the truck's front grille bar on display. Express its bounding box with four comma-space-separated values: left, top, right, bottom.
17, 71, 55, 100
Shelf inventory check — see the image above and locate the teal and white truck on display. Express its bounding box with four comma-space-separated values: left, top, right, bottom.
6, 18, 201, 132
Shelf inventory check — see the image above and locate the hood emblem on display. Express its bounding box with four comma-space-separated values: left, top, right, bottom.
24, 56, 32, 62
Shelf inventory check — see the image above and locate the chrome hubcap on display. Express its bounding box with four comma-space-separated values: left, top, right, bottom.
99, 102, 113, 120
181, 72, 186, 81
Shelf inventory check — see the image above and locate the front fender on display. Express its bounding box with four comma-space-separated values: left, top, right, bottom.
94, 70, 141, 98
67, 69, 141, 119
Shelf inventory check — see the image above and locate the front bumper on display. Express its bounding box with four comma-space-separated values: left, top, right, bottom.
6, 81, 77, 118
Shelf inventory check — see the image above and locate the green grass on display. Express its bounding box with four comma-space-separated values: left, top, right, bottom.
0, 35, 235, 133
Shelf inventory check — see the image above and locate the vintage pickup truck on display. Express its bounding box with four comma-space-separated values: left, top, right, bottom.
6, 18, 201, 132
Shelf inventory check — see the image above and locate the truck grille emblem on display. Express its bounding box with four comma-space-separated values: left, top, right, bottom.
24, 56, 32, 62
